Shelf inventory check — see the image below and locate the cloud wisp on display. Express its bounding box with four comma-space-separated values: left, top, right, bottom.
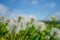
31, 0, 38, 5
0, 4, 8, 14
46, 3, 56, 8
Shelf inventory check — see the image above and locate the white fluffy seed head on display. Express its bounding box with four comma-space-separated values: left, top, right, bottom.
45, 35, 50, 39
27, 15, 37, 23
7, 19, 21, 34
35, 22, 46, 32
25, 15, 38, 28
50, 28, 60, 39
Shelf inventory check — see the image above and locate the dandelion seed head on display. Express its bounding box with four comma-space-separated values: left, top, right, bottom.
25, 15, 37, 27
50, 28, 60, 39
35, 22, 46, 32
8, 19, 18, 34
45, 35, 50, 39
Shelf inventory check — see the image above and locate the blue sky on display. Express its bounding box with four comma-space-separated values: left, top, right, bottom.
0, 0, 60, 20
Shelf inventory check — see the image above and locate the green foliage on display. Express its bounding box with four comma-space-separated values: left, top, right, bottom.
0, 22, 8, 37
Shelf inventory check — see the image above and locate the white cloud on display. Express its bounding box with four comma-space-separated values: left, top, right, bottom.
50, 3, 55, 8
31, 0, 38, 5
55, 11, 60, 16
46, 3, 56, 8
22, 0, 38, 5
0, 4, 8, 14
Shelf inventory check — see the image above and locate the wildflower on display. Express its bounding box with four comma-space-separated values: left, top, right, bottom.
19, 15, 27, 24
14, 15, 26, 22
50, 28, 60, 39
8, 19, 21, 34
45, 35, 50, 40
15, 22, 27, 31
5, 17, 11, 24
0, 16, 5, 22
26, 15, 37, 28
15, 23, 21, 34
20, 23, 27, 30
35, 22, 46, 32
17, 15, 27, 30
7, 19, 15, 34
27, 15, 37, 24
0, 16, 10, 24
